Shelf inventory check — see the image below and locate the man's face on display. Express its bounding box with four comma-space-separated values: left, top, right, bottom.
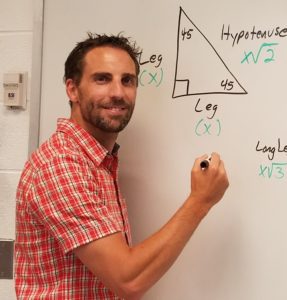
69, 46, 137, 135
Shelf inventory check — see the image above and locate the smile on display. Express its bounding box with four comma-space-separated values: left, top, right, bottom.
105, 106, 126, 110
102, 106, 129, 116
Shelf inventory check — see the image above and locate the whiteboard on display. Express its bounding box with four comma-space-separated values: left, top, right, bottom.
39, 0, 287, 299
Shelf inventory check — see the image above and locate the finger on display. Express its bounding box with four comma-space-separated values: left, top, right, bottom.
210, 152, 220, 168
219, 160, 230, 186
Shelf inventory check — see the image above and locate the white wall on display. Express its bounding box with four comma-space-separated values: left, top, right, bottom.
0, 0, 34, 299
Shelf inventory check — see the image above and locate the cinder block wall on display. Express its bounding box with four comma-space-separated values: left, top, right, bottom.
0, 1, 33, 299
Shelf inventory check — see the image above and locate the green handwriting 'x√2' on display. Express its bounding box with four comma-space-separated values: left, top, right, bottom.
241, 42, 279, 64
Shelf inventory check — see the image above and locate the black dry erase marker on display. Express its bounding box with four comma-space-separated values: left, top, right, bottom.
200, 155, 211, 169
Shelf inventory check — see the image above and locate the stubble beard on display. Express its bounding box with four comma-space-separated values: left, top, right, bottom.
82, 98, 134, 133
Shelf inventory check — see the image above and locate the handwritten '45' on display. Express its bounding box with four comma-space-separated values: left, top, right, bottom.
259, 162, 287, 179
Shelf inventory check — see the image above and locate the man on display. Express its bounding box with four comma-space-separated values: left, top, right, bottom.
15, 33, 229, 299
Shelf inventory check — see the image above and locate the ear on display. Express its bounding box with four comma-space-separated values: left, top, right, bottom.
66, 79, 79, 104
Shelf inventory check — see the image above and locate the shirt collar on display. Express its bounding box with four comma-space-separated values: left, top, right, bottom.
56, 118, 119, 166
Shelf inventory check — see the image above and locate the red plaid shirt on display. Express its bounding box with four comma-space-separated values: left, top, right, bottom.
15, 118, 132, 299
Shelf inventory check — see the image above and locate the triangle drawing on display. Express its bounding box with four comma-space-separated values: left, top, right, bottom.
172, 7, 247, 98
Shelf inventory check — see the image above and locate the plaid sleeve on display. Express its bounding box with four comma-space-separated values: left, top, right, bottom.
27, 154, 122, 254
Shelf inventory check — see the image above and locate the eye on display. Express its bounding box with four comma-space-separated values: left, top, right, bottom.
122, 75, 137, 86
93, 73, 111, 84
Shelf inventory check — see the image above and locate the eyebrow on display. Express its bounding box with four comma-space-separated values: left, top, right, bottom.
90, 72, 138, 83
91, 72, 111, 78
122, 73, 137, 80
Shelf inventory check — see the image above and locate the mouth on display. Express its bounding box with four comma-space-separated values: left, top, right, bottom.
102, 105, 129, 117
102, 100, 130, 111
104, 105, 127, 110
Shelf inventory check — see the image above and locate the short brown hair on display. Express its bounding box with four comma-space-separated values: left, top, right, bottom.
64, 32, 140, 86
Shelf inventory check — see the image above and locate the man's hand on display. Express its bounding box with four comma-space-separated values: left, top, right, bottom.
189, 152, 229, 213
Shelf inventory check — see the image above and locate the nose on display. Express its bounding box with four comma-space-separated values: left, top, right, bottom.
109, 79, 125, 99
